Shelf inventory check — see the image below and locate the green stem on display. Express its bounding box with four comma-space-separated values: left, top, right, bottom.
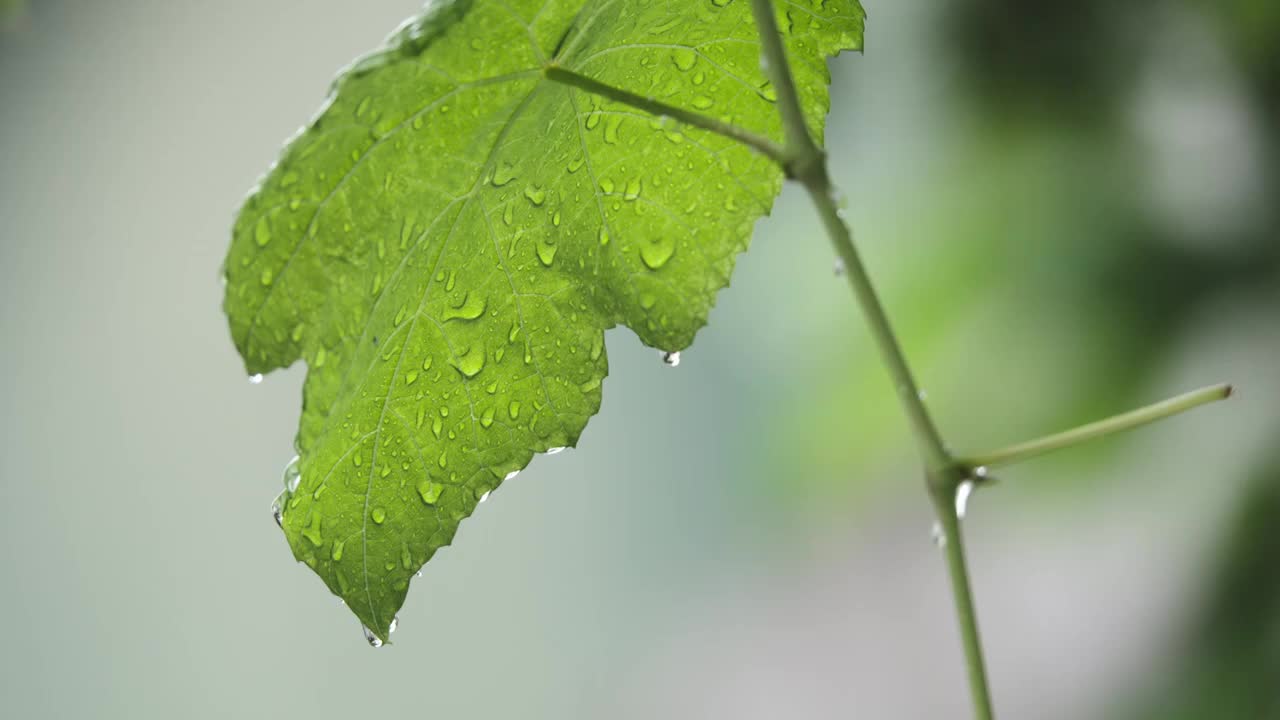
960, 383, 1233, 469
798, 168, 951, 474
747, 0, 821, 166
547, 8, 1231, 719
749, 0, 948, 471
934, 496, 996, 720
543, 66, 787, 165
750, 1, 993, 716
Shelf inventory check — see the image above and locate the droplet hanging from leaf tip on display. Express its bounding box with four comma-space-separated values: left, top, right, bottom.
363, 625, 383, 648
662, 351, 681, 367
271, 493, 285, 528
249, 373, 264, 385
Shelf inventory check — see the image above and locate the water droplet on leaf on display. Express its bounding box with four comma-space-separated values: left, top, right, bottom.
417, 480, 444, 505
282, 455, 301, 493
640, 237, 675, 269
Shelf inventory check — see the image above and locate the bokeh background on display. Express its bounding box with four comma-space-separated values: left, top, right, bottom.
2, 0, 1276, 717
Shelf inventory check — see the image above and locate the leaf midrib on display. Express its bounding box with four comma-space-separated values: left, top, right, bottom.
356, 79, 549, 637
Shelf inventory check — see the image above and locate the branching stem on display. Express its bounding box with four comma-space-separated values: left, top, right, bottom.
747, 1, 996, 714
546, 4, 1233, 717
960, 383, 1232, 469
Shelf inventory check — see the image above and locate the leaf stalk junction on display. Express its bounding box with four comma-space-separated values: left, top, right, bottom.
544, 4, 1234, 716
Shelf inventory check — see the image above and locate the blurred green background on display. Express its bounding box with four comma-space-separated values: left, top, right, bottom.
1, 0, 1275, 717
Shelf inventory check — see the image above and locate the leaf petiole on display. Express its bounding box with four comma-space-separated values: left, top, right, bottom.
959, 383, 1233, 470
542, 66, 787, 165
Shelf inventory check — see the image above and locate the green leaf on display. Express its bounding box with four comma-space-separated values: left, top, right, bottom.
223, 0, 863, 642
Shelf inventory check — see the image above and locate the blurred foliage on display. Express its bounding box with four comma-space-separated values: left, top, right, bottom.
0, 0, 27, 30
757, 2, 1280, 711
1125, 453, 1280, 719
765, 0, 1280, 519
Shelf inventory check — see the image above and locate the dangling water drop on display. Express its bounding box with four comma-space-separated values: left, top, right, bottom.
270, 492, 285, 528
973, 465, 989, 481
282, 455, 301, 493
955, 481, 974, 519
362, 625, 383, 648
249, 374, 264, 385
661, 351, 681, 367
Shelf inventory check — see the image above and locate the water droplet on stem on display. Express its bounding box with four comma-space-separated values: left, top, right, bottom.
955, 481, 974, 518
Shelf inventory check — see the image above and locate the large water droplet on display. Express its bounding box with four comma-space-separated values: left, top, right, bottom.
254, 216, 272, 247
955, 481, 974, 518
535, 238, 558, 266
661, 351, 681, 367
282, 456, 301, 493
362, 625, 384, 648
248, 374, 264, 385
270, 491, 286, 528
417, 479, 444, 505
524, 184, 546, 206
491, 161, 518, 187
640, 237, 675, 269
671, 48, 697, 71
451, 345, 486, 378
441, 292, 486, 322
